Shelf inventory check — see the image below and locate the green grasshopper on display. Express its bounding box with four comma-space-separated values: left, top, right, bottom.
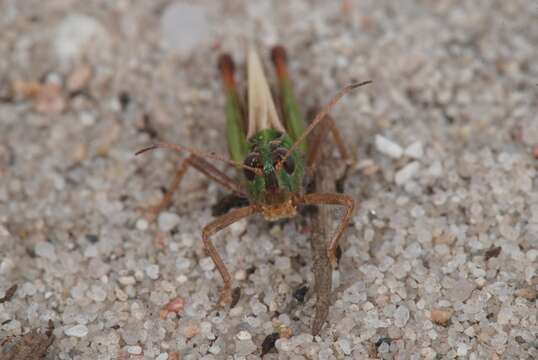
136, 45, 371, 307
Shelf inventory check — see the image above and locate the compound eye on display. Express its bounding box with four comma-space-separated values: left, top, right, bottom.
243, 153, 262, 181
272, 147, 295, 175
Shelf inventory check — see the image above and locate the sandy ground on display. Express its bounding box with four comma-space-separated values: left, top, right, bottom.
1, 0, 537, 359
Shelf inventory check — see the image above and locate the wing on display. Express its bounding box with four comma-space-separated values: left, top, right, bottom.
247, 44, 286, 138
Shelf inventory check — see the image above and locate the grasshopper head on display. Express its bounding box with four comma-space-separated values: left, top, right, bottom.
243, 130, 303, 220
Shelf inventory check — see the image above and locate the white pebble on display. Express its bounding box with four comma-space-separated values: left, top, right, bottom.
404, 141, 424, 159
235, 270, 247, 281
456, 343, 469, 356
136, 218, 149, 231
235, 339, 257, 356
55, 14, 109, 62
275, 256, 291, 272
200, 257, 215, 271
208, 344, 221, 354
236, 330, 252, 340
145, 264, 160, 280
83, 245, 98, 258
134, 270, 144, 281
395, 161, 421, 185
526, 249, 538, 262
394, 305, 410, 327
88, 285, 107, 302
0, 258, 15, 274
127, 345, 142, 355
337, 338, 352, 355
229, 219, 247, 237
64, 324, 88, 337
22, 282, 37, 297
118, 276, 136, 286
160, 3, 211, 56
79, 112, 95, 127
375, 135, 403, 158
156, 354, 168, 360
229, 306, 243, 317
158, 212, 181, 232
115, 287, 128, 301
35, 242, 57, 261
0, 224, 10, 237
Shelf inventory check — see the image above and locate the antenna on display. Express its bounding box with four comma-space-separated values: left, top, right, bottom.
135, 143, 263, 175
276, 80, 372, 171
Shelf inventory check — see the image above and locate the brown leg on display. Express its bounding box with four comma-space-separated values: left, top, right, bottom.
202, 205, 259, 307
294, 193, 355, 266
143, 154, 246, 222
306, 114, 353, 171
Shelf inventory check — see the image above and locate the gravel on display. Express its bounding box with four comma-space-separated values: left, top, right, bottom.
1, 0, 537, 359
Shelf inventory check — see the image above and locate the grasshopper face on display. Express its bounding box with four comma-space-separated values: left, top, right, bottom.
242, 129, 304, 221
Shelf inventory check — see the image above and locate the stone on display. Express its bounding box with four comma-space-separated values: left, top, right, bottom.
64, 324, 89, 337
404, 141, 424, 159
160, 3, 211, 56
55, 14, 110, 62
431, 308, 453, 326
158, 212, 181, 232
375, 135, 403, 158
35, 242, 57, 261
394, 305, 410, 327
395, 161, 420, 185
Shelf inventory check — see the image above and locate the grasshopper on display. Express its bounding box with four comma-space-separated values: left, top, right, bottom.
136, 45, 371, 307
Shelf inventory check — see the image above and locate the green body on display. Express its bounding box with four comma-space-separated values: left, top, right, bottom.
224, 88, 249, 164
223, 69, 308, 205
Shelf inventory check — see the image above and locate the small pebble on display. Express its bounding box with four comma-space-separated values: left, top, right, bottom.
136, 218, 149, 231
55, 13, 110, 62
33, 83, 66, 114
64, 324, 89, 337
88, 285, 107, 302
235, 339, 257, 356
145, 264, 160, 280
158, 212, 181, 232
182, 323, 200, 339
208, 344, 221, 354
337, 338, 352, 355
21, 282, 37, 297
404, 141, 424, 159
236, 330, 252, 341
235, 270, 247, 281
35, 242, 57, 261
115, 287, 128, 301
160, 297, 185, 319
456, 343, 469, 356
160, 3, 211, 56
375, 135, 403, 158
395, 161, 420, 185
200, 257, 215, 271
66, 64, 92, 92
127, 345, 142, 355
118, 276, 136, 286
394, 305, 410, 327
514, 287, 536, 301
229, 306, 243, 317
431, 308, 453, 326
